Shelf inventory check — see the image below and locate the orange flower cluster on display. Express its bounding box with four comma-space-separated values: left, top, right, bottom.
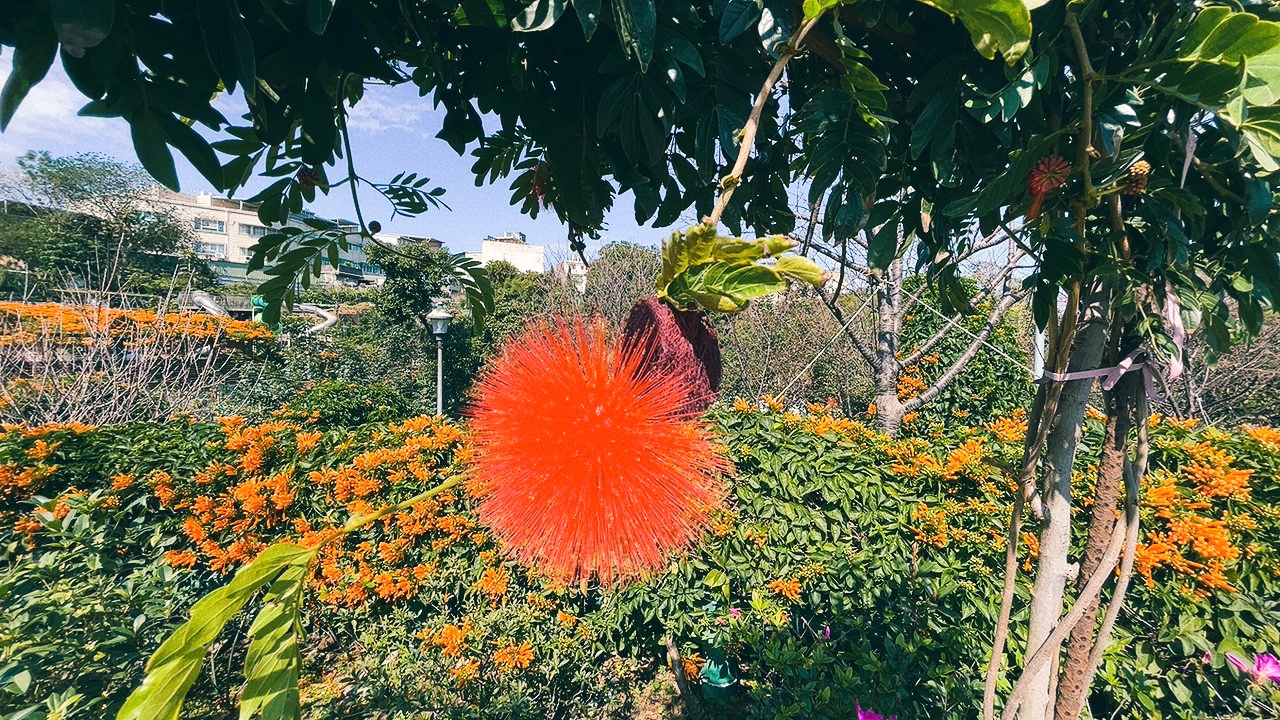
473, 566, 510, 599
896, 367, 928, 400
682, 652, 706, 682
432, 620, 473, 657
0, 462, 56, 503
767, 578, 802, 603
910, 503, 955, 548
1182, 442, 1253, 500
942, 439, 986, 481
888, 439, 943, 478
0, 301, 273, 346
984, 409, 1028, 444
1243, 424, 1280, 453
1136, 470, 1245, 593
493, 641, 534, 670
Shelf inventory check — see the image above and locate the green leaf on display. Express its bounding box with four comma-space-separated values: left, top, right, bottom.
803, 0, 841, 21
1179, 8, 1280, 63
198, 0, 256, 101
613, 0, 657, 71
116, 544, 315, 720
912, 0, 1031, 64
129, 112, 180, 191
0, 17, 57, 131
156, 112, 224, 189
573, 0, 602, 40
772, 255, 828, 287
720, 0, 762, 44
306, 0, 336, 34
512, 0, 568, 31
239, 564, 307, 720
50, 0, 114, 54
449, 253, 494, 330
1224, 106, 1280, 172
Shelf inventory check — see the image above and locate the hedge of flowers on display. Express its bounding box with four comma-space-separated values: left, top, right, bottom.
1, 402, 1277, 718
0, 301, 274, 351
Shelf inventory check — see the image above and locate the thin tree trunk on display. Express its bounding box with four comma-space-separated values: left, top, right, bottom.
1019, 291, 1109, 720
1054, 371, 1136, 718
873, 258, 904, 435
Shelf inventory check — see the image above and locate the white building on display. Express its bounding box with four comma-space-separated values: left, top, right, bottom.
555, 258, 588, 293
142, 190, 385, 286
374, 232, 444, 250
464, 231, 545, 274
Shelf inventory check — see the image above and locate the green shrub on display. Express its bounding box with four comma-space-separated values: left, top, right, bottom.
1, 407, 1277, 719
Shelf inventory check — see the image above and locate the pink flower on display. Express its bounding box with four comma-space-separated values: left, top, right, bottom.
728, 608, 741, 618
1227, 653, 1249, 673
1203, 651, 1213, 663
856, 703, 895, 720
1254, 654, 1280, 683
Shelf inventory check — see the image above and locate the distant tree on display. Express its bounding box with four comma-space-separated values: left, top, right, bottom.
0, 151, 213, 297
581, 242, 662, 328
715, 288, 872, 413
370, 244, 552, 414
1176, 314, 1280, 426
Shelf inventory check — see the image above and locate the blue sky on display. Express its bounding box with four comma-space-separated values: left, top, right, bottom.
0, 57, 661, 259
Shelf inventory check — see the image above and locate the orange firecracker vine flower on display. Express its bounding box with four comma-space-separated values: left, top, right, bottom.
466, 318, 729, 584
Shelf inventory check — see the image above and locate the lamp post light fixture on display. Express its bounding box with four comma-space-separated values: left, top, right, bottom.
426, 304, 453, 417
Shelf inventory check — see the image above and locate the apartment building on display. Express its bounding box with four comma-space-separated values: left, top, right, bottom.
463, 231, 546, 274
142, 189, 385, 286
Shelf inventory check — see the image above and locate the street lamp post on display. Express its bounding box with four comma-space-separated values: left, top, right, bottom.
426, 304, 453, 417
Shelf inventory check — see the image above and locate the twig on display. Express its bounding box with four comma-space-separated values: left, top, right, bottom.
705, 14, 823, 227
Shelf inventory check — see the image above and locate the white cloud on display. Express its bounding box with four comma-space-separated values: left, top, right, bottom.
0, 57, 133, 165
345, 86, 436, 136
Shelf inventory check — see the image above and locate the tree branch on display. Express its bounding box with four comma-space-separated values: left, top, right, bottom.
705, 14, 823, 228
902, 293, 1023, 412
900, 250, 1026, 369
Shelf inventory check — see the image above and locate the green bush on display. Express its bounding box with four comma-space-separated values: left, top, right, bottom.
1, 407, 1277, 719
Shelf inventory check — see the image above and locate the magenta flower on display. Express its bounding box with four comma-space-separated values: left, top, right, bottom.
856, 703, 896, 720
1223, 652, 1280, 683
1253, 654, 1280, 683
1203, 651, 1213, 663
820, 625, 832, 642
728, 608, 741, 618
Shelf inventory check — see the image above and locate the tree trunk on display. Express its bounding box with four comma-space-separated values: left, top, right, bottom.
1018, 293, 1109, 720
873, 258, 904, 435
1055, 370, 1137, 718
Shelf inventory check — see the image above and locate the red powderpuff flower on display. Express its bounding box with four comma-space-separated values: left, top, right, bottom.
1025, 154, 1072, 220
467, 317, 730, 584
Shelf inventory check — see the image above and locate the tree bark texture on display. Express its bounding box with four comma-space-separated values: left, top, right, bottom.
1054, 371, 1137, 718
1019, 292, 1109, 720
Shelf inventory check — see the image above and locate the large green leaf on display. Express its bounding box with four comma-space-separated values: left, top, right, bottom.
129, 111, 180, 191
511, 0, 567, 32
116, 544, 316, 720
1225, 105, 1280, 173
0, 15, 57, 131
612, 0, 657, 70
657, 226, 827, 313
913, 0, 1032, 64
573, 0, 602, 40
1179, 8, 1280, 64
239, 564, 307, 720
50, 0, 114, 55
198, 0, 256, 100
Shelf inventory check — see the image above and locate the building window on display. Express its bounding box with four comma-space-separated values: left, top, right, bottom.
238, 247, 254, 261
194, 241, 227, 258
241, 223, 268, 237
194, 217, 226, 233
